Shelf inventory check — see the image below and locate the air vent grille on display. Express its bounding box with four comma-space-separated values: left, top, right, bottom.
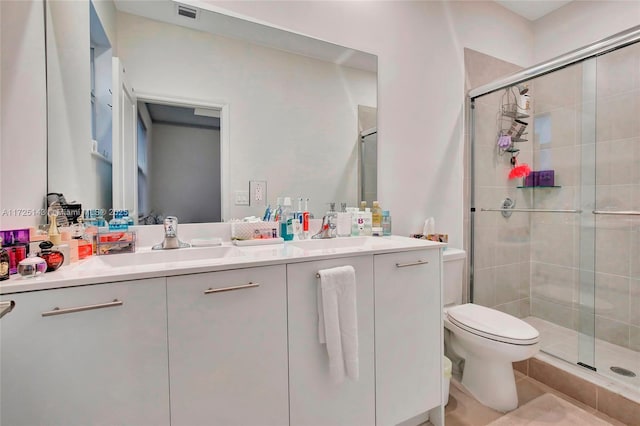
177, 4, 198, 20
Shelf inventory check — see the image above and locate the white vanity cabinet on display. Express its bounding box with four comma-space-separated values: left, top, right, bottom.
287, 255, 375, 426
374, 249, 442, 426
0, 278, 170, 426
166, 265, 289, 426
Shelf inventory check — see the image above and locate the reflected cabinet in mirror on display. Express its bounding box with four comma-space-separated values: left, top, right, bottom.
46, 0, 377, 224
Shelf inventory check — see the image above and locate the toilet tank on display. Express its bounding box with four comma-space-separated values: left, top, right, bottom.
443, 248, 466, 306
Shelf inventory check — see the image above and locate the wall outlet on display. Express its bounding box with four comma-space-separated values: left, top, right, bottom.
249, 180, 267, 207
235, 190, 249, 206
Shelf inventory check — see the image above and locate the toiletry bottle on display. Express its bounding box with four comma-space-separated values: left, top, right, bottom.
337, 202, 352, 237
371, 201, 382, 228
302, 198, 310, 239
109, 210, 128, 231
0, 237, 10, 281
48, 209, 62, 245
280, 197, 293, 241
360, 201, 367, 211
349, 207, 360, 236
356, 210, 365, 235
382, 210, 392, 236
362, 208, 373, 236
123, 210, 134, 227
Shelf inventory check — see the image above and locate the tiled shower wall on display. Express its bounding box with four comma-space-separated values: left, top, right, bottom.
466, 49, 532, 317
469, 43, 640, 352
528, 63, 585, 334
592, 43, 640, 351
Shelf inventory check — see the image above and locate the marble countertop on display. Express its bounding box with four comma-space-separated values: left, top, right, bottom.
0, 236, 444, 294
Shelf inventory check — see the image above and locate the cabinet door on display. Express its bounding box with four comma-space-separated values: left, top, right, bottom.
0, 278, 170, 426
288, 256, 375, 426
375, 249, 442, 426
167, 265, 288, 426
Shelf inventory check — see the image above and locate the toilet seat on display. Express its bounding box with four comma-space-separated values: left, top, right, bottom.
447, 304, 539, 345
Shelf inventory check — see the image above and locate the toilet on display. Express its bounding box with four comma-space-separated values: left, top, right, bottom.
443, 248, 539, 412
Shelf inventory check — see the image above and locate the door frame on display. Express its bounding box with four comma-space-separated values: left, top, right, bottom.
133, 92, 230, 222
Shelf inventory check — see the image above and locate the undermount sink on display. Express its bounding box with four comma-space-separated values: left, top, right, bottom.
91, 246, 244, 268
288, 236, 396, 252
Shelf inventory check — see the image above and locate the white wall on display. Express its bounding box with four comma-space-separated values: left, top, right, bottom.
534, 1, 640, 64
2, 0, 637, 247
0, 0, 47, 230
46, 0, 108, 213
117, 11, 376, 219
92, 0, 118, 55
204, 0, 534, 248
149, 123, 221, 223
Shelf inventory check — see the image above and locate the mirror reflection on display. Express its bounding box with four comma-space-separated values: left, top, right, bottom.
46, 0, 377, 223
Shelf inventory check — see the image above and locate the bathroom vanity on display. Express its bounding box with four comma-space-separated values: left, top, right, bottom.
0, 236, 444, 426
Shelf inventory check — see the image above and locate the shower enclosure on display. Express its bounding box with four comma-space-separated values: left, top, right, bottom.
469, 27, 639, 395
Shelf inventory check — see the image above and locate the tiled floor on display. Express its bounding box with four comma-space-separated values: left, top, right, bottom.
525, 316, 640, 392
443, 372, 625, 426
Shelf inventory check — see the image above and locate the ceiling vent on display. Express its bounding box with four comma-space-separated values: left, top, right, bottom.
176, 4, 198, 20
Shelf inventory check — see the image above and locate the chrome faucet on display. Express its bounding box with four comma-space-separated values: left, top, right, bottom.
312, 214, 337, 239
152, 216, 191, 250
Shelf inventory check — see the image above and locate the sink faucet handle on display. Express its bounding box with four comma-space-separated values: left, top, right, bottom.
164, 216, 178, 237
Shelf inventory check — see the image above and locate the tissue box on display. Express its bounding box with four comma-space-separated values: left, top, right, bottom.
537, 170, 555, 187
231, 221, 279, 240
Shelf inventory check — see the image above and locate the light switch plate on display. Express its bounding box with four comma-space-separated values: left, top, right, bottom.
235, 190, 249, 206
249, 180, 267, 207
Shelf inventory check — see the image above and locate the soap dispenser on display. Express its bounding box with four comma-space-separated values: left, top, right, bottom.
327, 203, 338, 238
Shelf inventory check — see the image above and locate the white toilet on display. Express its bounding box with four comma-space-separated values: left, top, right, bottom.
443, 249, 539, 412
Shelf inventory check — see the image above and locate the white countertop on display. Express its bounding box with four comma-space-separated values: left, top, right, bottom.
0, 236, 444, 294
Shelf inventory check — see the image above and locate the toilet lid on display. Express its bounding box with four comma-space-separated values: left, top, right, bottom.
447, 303, 539, 345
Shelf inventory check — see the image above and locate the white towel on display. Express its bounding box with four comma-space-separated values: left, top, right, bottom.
317, 265, 359, 383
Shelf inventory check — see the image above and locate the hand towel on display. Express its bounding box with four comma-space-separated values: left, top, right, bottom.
317, 265, 359, 383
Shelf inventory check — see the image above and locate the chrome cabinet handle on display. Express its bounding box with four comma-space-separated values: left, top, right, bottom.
396, 260, 429, 268
0, 300, 15, 319
42, 299, 123, 317
593, 210, 640, 216
204, 282, 259, 294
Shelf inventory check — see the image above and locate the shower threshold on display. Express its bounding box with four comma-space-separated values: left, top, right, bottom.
524, 316, 639, 401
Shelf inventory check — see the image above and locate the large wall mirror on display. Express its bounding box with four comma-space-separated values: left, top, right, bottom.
46, 0, 377, 224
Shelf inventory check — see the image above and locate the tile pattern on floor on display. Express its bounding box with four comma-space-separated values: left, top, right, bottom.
444, 371, 625, 426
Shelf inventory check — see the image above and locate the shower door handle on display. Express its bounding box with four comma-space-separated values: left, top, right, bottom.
592, 210, 640, 216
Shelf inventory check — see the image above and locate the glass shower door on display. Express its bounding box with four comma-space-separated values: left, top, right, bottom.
592, 42, 640, 387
